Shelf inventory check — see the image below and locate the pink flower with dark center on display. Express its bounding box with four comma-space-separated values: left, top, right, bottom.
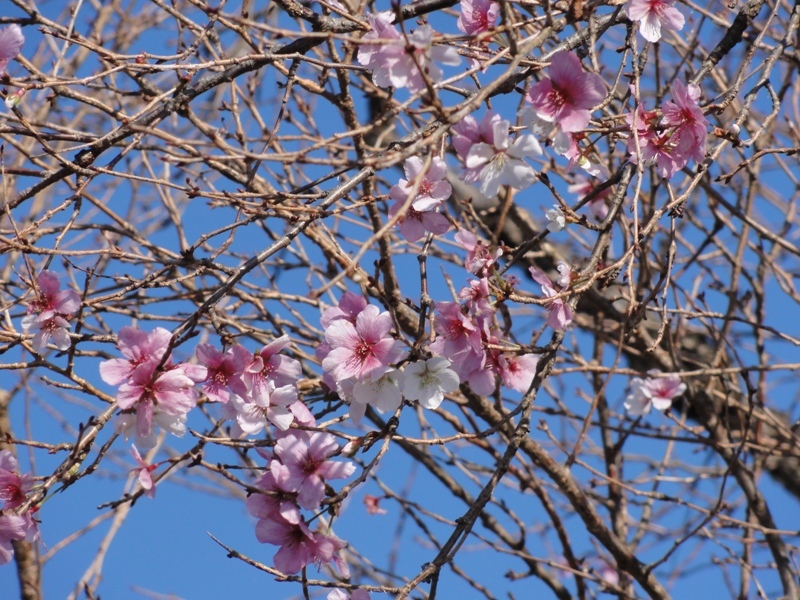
430, 302, 485, 373
99, 326, 172, 387
626, 104, 679, 178
320, 292, 368, 329
525, 51, 606, 133
0, 25, 24, 75
390, 157, 452, 212
243, 335, 302, 399
388, 200, 450, 242
0, 450, 34, 510
273, 431, 355, 510
457, 0, 499, 35
196, 343, 250, 403
21, 270, 80, 353
322, 304, 405, 384
255, 512, 348, 575
626, 0, 685, 43
495, 352, 540, 394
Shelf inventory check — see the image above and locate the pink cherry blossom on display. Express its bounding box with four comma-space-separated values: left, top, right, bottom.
328, 590, 371, 600
525, 51, 606, 133
463, 115, 541, 197
0, 450, 34, 510
350, 368, 404, 423
568, 175, 611, 221
130, 445, 157, 499
390, 157, 452, 211
229, 383, 299, 433
0, 24, 24, 75
357, 14, 460, 93
322, 304, 404, 384
273, 430, 356, 510
242, 335, 302, 403
529, 267, 573, 330
626, 0, 685, 43
99, 326, 172, 387
363, 494, 387, 515
457, 0, 499, 35
495, 352, 540, 394
21, 270, 81, 353
430, 302, 485, 376
662, 80, 707, 166
196, 343, 250, 403
454, 229, 503, 276
626, 104, 678, 178
0, 514, 27, 565
320, 292, 368, 329
402, 357, 460, 409
624, 369, 686, 416
389, 200, 450, 242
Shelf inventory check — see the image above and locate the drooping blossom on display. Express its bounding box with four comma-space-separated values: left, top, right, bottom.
624, 369, 686, 416
454, 229, 503, 276
529, 267, 573, 330
130, 445, 157, 499
661, 80, 707, 166
0, 450, 34, 510
357, 13, 460, 93
363, 494, 387, 515
402, 357, 460, 409
0, 515, 27, 565
457, 0, 499, 35
350, 369, 404, 424
389, 201, 451, 242
524, 51, 606, 134
272, 430, 356, 510
0, 24, 24, 75
462, 115, 542, 197
21, 270, 81, 353
545, 205, 566, 233
328, 589, 371, 600
195, 343, 250, 403
626, 0, 685, 43
322, 304, 405, 384
115, 410, 186, 450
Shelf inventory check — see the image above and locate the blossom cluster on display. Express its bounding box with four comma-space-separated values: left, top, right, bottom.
627, 80, 707, 178
0, 450, 38, 565
21, 271, 81, 353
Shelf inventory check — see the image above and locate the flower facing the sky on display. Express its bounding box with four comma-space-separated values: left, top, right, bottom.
626, 0, 685, 43
624, 369, 686, 416
525, 51, 606, 133
0, 24, 24, 75
457, 0, 499, 35
402, 357, 460, 409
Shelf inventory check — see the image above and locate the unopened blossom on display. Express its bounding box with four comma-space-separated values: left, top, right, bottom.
0, 450, 34, 510
273, 431, 356, 510
130, 445, 157, 499
624, 369, 686, 416
662, 80, 707, 166
454, 229, 503, 276
529, 267, 573, 330
196, 343, 250, 403
626, 0, 685, 43
357, 14, 460, 93
350, 369, 404, 424
545, 205, 566, 233
457, 0, 499, 35
525, 51, 606, 133
464, 117, 542, 197
21, 270, 81, 353
555, 261, 573, 289
0, 24, 24, 75
402, 357, 460, 409
322, 304, 404, 384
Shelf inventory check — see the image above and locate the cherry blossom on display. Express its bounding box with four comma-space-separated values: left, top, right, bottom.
662, 80, 707, 166
402, 357, 460, 409
0, 515, 27, 565
228, 383, 299, 434
389, 200, 451, 242
320, 292, 367, 329
21, 270, 81, 353
322, 304, 404, 384
357, 14, 460, 93
328, 590, 371, 600
115, 410, 186, 450
457, 0, 499, 35
0, 450, 34, 510
130, 445, 157, 499
350, 369, 404, 423
390, 157, 452, 211
545, 205, 566, 233
495, 352, 539, 394
195, 343, 250, 403
0, 24, 24, 75
624, 369, 686, 416
626, 0, 685, 43
363, 494, 387, 515
568, 175, 611, 221
272, 430, 356, 510
452, 111, 501, 183
463, 116, 542, 197
430, 302, 485, 369
454, 230, 503, 276
99, 326, 171, 387
524, 51, 606, 133
529, 267, 573, 330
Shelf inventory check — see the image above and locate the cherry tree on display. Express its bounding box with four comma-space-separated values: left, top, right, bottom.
1, 0, 799, 598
